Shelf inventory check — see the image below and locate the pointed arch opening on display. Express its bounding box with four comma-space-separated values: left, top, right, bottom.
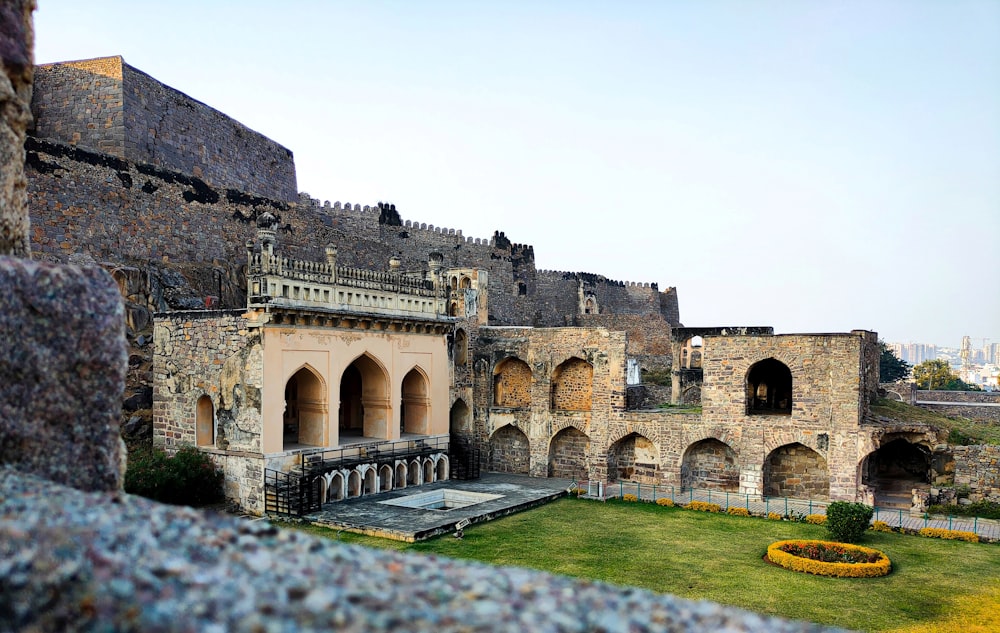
607, 433, 660, 484
548, 426, 590, 480
408, 459, 421, 486
400, 367, 430, 436
489, 424, 530, 474
339, 354, 391, 442
436, 456, 449, 482
364, 467, 378, 495
493, 357, 532, 408
681, 438, 739, 492
347, 470, 362, 498
395, 462, 407, 489
328, 472, 345, 502
454, 328, 468, 366
550, 357, 593, 411
747, 358, 793, 415
379, 464, 393, 492
283, 366, 327, 450
196, 394, 214, 447
764, 443, 829, 499
861, 438, 931, 509
449, 399, 470, 434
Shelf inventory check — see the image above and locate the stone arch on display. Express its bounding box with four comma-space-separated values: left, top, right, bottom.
423, 458, 434, 483
327, 471, 345, 502
550, 357, 593, 411
489, 424, 530, 474
680, 438, 739, 492
363, 466, 377, 495
379, 464, 393, 492
436, 455, 449, 481
607, 433, 660, 484
394, 462, 407, 489
449, 301, 460, 317
450, 275, 459, 290
400, 366, 430, 436
583, 296, 598, 315
747, 358, 793, 415
860, 437, 931, 508
547, 426, 590, 480
449, 399, 470, 433
460, 276, 472, 289
347, 470, 362, 498
763, 443, 829, 499
408, 459, 421, 486
339, 353, 391, 440
283, 365, 327, 449
454, 328, 468, 366
196, 394, 214, 447
493, 357, 532, 408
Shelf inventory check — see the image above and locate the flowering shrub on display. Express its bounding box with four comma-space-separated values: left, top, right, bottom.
622, 494, 638, 502
767, 512, 784, 521
684, 501, 721, 513
870, 520, 893, 533
766, 540, 891, 578
918, 528, 979, 543
727, 507, 750, 517
805, 514, 827, 525
656, 498, 675, 507
568, 487, 586, 496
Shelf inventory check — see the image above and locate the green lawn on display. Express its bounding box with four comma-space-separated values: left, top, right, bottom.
289, 498, 1000, 632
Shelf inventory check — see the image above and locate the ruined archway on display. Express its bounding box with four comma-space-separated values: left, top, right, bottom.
763, 443, 829, 499
607, 433, 660, 484
196, 394, 214, 447
547, 426, 590, 480
681, 438, 739, 492
400, 367, 430, 436
339, 354, 390, 441
283, 366, 326, 449
860, 438, 931, 509
489, 424, 530, 474
747, 358, 793, 415
550, 357, 593, 411
493, 357, 532, 408
449, 399, 470, 434
454, 328, 468, 366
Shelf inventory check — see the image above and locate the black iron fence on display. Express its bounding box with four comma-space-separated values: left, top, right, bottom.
264, 468, 321, 516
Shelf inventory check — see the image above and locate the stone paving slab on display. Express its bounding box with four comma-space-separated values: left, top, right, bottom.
306, 473, 575, 541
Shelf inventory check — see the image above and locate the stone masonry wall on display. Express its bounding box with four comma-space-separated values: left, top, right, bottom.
551, 358, 593, 410
953, 445, 1000, 503
31, 57, 298, 202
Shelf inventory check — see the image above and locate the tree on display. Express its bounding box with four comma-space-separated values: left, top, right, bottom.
878, 341, 910, 383
912, 359, 980, 391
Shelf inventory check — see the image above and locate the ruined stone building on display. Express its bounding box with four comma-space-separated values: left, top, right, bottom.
25, 56, 995, 515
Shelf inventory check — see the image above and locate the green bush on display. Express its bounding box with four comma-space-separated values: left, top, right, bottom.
125, 446, 224, 506
927, 500, 1000, 520
825, 501, 874, 543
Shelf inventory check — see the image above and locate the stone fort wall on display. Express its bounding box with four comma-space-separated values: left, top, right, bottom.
31, 56, 298, 202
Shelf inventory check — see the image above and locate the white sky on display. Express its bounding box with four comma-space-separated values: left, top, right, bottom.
33, 1, 1000, 348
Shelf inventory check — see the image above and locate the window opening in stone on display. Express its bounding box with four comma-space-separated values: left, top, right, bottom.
746, 358, 792, 415
449, 399, 470, 433
283, 366, 326, 450
493, 357, 532, 408
550, 357, 594, 411
196, 394, 214, 447
460, 276, 472, 289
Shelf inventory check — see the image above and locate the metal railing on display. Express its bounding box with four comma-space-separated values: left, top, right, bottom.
264, 468, 321, 516
300, 435, 450, 475
570, 480, 1000, 541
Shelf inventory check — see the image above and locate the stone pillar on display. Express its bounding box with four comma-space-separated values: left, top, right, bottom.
0, 0, 35, 257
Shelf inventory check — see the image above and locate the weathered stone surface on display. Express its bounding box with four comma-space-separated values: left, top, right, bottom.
0, 0, 34, 257
0, 256, 126, 491
0, 469, 841, 633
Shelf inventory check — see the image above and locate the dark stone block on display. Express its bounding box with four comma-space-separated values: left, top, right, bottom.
0, 257, 126, 491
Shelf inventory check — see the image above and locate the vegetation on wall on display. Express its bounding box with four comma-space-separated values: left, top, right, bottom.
124, 446, 223, 506
871, 398, 1000, 445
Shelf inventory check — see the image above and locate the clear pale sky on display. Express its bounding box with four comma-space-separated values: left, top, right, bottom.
33, 1, 999, 348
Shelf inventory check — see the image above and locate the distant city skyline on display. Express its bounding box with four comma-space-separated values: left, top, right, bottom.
32, 1, 1000, 345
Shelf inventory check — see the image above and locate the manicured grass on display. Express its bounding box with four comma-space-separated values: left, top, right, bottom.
288, 498, 1000, 632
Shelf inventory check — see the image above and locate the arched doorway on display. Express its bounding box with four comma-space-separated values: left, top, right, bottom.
764, 443, 829, 499
449, 399, 470, 434
861, 438, 931, 509
681, 439, 739, 492
548, 427, 590, 480
196, 395, 214, 447
400, 368, 430, 436
339, 354, 390, 441
489, 425, 530, 474
607, 433, 660, 484
550, 358, 594, 411
746, 359, 793, 415
283, 366, 326, 449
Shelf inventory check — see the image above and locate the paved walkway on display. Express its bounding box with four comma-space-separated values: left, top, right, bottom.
581, 480, 1000, 541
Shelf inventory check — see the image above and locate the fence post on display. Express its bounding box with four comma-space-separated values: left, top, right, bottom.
784, 497, 788, 517
637, 483, 641, 500
690, 488, 693, 503
620, 481, 623, 497
809, 500, 813, 515
948, 515, 953, 530
899, 509, 903, 527
974, 517, 978, 534
746, 494, 750, 512
725, 492, 729, 509
707, 489, 712, 504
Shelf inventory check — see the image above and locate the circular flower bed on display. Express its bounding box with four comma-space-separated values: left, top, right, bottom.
766, 540, 891, 578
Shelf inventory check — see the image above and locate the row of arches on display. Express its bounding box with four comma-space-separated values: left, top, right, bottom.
487, 426, 932, 500
493, 356, 594, 411
317, 454, 450, 503
283, 354, 432, 450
